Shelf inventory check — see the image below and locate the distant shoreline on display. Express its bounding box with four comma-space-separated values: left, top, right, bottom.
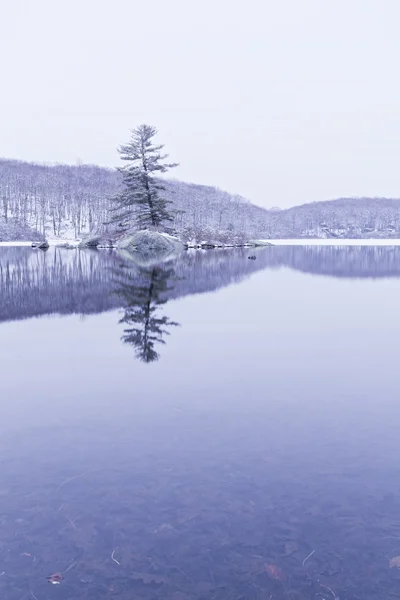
262, 239, 400, 246
1, 238, 400, 249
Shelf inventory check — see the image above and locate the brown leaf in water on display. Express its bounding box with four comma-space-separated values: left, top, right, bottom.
265, 563, 284, 581
389, 556, 400, 568
47, 573, 64, 584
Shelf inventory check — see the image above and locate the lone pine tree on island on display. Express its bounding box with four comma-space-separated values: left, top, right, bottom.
112, 124, 178, 230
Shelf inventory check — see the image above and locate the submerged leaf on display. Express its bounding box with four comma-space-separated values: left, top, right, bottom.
131, 572, 168, 585
284, 541, 298, 556
389, 556, 400, 568
47, 573, 64, 584
265, 563, 284, 581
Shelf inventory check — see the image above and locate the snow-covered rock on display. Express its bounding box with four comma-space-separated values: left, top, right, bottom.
116, 229, 184, 264
117, 229, 183, 253
55, 242, 77, 249
79, 234, 116, 248
31, 240, 49, 249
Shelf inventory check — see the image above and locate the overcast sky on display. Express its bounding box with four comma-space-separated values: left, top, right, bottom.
1, 0, 400, 208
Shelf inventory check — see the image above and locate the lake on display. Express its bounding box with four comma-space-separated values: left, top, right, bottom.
1, 245, 400, 600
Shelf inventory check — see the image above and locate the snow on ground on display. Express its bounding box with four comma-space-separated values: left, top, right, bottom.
261, 239, 400, 246
0, 241, 34, 247
0, 239, 81, 247
47, 238, 81, 246
159, 232, 181, 242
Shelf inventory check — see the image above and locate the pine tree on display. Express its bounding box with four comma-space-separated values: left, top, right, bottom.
112, 124, 178, 230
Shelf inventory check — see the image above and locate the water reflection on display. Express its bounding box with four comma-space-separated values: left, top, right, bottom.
1, 245, 400, 598
1, 245, 400, 353
113, 264, 179, 362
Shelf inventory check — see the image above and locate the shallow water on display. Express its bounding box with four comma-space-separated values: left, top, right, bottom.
1, 246, 400, 599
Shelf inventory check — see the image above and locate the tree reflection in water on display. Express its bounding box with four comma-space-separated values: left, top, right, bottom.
114, 264, 179, 363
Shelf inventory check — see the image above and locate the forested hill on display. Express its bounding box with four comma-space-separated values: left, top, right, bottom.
0, 158, 268, 242
1, 158, 400, 241
265, 197, 400, 238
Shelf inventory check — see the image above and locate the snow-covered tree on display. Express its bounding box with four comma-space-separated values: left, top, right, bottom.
111, 124, 178, 230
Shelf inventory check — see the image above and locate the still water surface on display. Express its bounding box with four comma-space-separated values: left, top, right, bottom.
1, 246, 400, 599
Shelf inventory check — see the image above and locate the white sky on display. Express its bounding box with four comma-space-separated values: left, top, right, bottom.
1, 0, 400, 208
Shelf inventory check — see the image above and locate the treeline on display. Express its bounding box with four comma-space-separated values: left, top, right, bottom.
0, 159, 117, 238
0, 158, 270, 241
267, 197, 400, 238
2, 158, 400, 241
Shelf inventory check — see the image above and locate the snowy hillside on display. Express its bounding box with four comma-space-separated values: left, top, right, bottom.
1, 158, 400, 242
0, 159, 270, 243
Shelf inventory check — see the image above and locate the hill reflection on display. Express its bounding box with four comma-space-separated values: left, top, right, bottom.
0, 245, 399, 328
